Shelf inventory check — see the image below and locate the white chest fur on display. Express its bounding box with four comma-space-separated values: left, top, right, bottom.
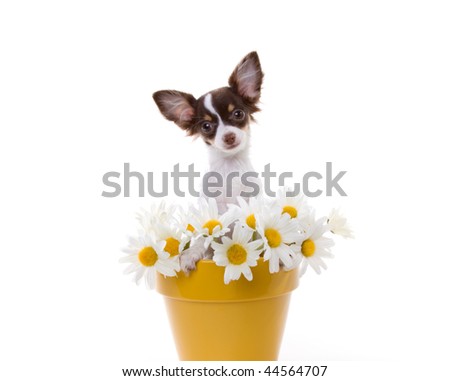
205, 146, 260, 213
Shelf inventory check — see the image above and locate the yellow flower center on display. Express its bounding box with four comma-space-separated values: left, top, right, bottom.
265, 228, 282, 248
203, 219, 222, 235
164, 237, 180, 257
186, 224, 195, 233
246, 214, 256, 229
226, 244, 248, 265
138, 246, 158, 267
282, 205, 298, 218
301, 239, 316, 257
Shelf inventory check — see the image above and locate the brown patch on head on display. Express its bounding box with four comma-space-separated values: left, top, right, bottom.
183, 88, 252, 143
207, 87, 257, 124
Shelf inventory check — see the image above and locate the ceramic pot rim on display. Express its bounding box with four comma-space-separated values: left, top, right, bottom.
156, 258, 299, 302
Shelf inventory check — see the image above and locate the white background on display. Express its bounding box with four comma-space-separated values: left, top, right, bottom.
1, 1, 450, 380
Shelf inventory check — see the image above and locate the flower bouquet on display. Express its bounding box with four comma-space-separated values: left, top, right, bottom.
121, 189, 352, 360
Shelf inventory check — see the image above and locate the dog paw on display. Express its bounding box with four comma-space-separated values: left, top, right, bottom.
179, 237, 207, 275
180, 254, 197, 275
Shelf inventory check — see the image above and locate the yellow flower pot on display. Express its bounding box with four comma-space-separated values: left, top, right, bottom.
156, 258, 299, 360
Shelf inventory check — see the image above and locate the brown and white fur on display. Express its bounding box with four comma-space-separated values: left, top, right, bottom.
153, 51, 263, 272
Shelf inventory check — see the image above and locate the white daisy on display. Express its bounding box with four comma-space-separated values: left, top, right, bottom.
256, 209, 302, 273
151, 222, 190, 259
290, 217, 335, 276
275, 187, 313, 230
327, 208, 354, 239
136, 200, 179, 233
191, 197, 237, 248
120, 231, 180, 289
176, 203, 199, 240
211, 224, 263, 284
229, 196, 265, 231
136, 201, 190, 256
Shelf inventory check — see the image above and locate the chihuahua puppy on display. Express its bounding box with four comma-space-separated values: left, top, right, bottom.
153, 51, 264, 272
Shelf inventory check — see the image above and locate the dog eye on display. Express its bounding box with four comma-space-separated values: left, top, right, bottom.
201, 122, 213, 133
232, 109, 245, 120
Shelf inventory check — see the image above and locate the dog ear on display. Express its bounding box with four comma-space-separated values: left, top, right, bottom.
153, 90, 197, 130
228, 51, 264, 104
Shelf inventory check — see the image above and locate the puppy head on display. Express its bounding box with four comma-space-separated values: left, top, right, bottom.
153, 51, 264, 155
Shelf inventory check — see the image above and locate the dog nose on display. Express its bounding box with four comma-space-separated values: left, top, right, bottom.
223, 133, 236, 145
